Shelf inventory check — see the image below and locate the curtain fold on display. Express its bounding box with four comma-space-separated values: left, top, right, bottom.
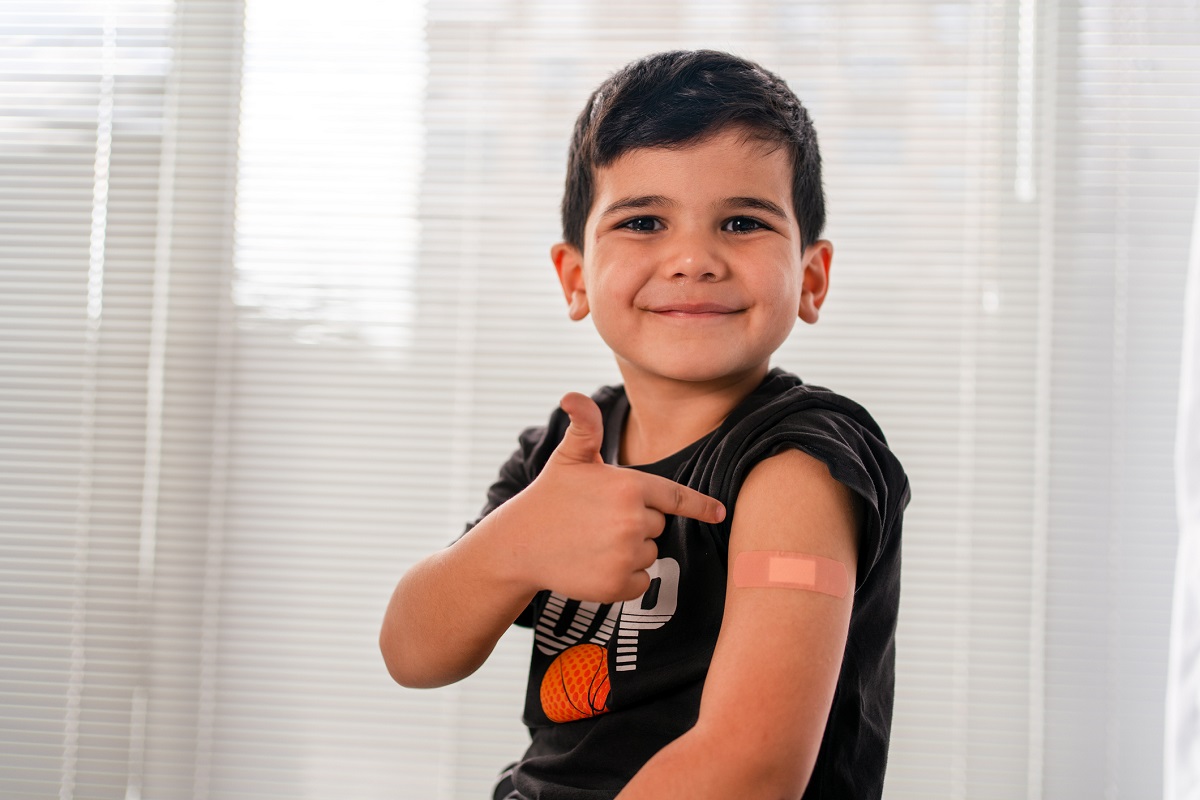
1166, 155, 1200, 800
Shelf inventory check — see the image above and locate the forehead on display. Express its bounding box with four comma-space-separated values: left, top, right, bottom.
590, 128, 794, 216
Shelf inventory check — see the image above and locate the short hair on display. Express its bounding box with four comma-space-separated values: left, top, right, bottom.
561, 50, 826, 252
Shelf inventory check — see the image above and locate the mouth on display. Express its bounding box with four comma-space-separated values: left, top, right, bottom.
646, 302, 743, 318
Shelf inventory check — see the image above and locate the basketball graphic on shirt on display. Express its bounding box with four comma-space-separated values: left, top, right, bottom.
540, 643, 611, 723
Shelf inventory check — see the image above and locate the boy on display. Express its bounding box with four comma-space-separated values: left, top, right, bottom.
380, 50, 910, 799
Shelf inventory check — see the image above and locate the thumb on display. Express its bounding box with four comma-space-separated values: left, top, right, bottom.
554, 392, 605, 464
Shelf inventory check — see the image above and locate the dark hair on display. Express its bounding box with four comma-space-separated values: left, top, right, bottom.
561, 49, 826, 251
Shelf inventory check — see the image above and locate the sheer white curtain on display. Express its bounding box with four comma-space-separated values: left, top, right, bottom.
1166, 157, 1200, 800
2, 1, 1199, 798
1, 2, 242, 796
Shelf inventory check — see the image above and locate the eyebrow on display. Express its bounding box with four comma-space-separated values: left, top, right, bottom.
597, 194, 791, 222
724, 196, 790, 221
598, 195, 674, 218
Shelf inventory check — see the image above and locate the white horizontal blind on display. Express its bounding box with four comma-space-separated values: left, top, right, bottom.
2, 1, 1199, 799
1, 0, 247, 796
207, 0, 437, 797
0, 3, 177, 797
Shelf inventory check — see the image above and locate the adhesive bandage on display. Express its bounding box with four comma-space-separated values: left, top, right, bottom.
731, 551, 849, 598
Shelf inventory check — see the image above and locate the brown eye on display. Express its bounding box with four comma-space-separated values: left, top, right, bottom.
622, 217, 662, 232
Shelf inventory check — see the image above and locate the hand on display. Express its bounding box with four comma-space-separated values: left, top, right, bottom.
505, 392, 726, 603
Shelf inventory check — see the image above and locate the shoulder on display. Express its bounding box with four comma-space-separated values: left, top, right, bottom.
734, 448, 863, 557
739, 446, 862, 509
749, 369, 892, 445
715, 372, 908, 512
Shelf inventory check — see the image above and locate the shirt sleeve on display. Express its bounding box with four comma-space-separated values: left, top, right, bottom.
706, 395, 911, 590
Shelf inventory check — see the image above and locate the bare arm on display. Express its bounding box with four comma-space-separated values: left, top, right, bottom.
379, 499, 542, 688
616, 448, 860, 798
380, 393, 726, 688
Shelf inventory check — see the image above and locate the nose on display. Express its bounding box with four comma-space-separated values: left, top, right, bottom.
665, 233, 727, 281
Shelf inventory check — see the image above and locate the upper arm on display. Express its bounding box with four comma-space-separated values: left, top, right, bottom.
694, 447, 862, 793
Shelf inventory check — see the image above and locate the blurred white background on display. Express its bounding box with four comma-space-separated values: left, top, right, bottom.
2, 1, 1199, 797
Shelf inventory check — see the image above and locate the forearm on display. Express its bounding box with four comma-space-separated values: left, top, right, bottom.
380, 502, 538, 688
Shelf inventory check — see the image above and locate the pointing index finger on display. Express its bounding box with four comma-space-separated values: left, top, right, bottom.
639, 473, 726, 525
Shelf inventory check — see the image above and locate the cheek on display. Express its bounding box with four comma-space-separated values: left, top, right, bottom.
754, 265, 803, 311
588, 263, 639, 307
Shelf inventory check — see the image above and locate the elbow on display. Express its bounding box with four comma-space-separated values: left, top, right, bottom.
379, 619, 432, 689
379, 585, 444, 689
379, 621, 471, 689
379, 626, 413, 687
380, 633, 436, 689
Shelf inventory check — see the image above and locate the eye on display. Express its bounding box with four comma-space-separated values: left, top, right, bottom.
620, 216, 663, 232
723, 216, 769, 233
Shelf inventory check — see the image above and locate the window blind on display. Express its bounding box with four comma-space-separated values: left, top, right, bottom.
2, 1, 1198, 798
1, 3, 178, 797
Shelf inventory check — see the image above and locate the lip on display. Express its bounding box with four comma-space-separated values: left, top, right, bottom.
646, 302, 743, 316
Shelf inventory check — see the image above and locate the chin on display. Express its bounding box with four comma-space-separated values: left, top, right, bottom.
622, 357, 767, 387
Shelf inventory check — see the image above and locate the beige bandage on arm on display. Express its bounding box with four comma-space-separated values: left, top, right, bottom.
731, 551, 850, 598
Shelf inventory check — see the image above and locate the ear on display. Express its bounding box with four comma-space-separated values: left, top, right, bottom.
551, 242, 590, 321
798, 239, 833, 324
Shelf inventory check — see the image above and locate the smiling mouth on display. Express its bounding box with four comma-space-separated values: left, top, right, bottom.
647, 302, 743, 317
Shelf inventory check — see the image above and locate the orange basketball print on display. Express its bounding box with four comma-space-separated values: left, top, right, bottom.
539, 643, 611, 723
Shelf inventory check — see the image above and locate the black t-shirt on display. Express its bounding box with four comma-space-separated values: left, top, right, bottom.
471, 369, 911, 800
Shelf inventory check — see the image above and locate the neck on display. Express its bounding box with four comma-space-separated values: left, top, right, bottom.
617, 365, 770, 465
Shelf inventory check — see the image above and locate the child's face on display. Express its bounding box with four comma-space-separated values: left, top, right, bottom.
552, 126, 832, 388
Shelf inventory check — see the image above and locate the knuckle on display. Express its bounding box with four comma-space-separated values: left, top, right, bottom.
616, 480, 642, 506
602, 574, 633, 603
